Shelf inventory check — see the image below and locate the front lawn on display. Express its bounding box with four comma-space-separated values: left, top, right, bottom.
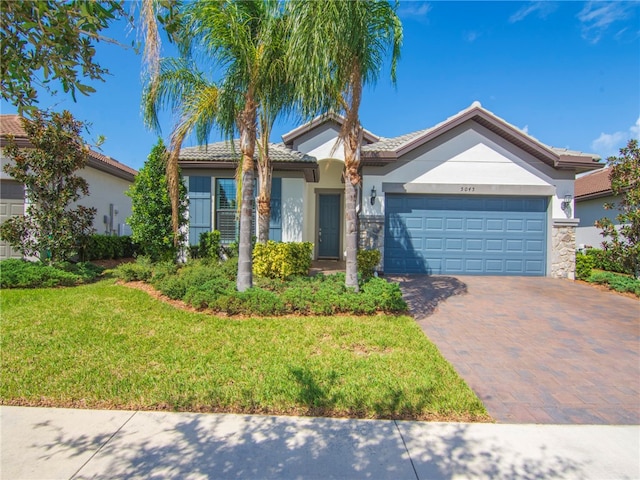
0, 280, 489, 421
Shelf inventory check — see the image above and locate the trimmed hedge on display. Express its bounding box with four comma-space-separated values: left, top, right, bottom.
585, 248, 632, 275
81, 234, 137, 261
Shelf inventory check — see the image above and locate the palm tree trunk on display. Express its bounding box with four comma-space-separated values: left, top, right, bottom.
342, 70, 363, 291
257, 173, 272, 243
237, 98, 258, 292
343, 121, 363, 292
168, 128, 188, 250
257, 135, 272, 244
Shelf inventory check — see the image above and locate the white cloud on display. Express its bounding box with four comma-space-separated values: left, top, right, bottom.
591, 117, 640, 158
465, 31, 480, 43
509, 1, 557, 23
577, 1, 634, 44
398, 2, 431, 20
521, 125, 529, 134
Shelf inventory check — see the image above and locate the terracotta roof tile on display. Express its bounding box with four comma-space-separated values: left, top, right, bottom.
575, 168, 612, 199
0, 114, 137, 178
0, 115, 25, 136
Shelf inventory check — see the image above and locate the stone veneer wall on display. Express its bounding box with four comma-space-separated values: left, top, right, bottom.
358, 215, 384, 270
551, 222, 578, 279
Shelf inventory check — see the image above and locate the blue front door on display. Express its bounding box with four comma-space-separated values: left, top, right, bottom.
318, 194, 340, 258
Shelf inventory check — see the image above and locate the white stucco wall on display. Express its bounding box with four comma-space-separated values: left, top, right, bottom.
360, 123, 574, 220
77, 167, 133, 235
291, 123, 345, 161
282, 178, 304, 242
1, 151, 134, 237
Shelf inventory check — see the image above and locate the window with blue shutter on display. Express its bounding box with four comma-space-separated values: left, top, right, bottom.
269, 178, 282, 241
188, 176, 212, 246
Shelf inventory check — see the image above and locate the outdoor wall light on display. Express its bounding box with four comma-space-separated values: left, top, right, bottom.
561, 194, 572, 211
370, 186, 377, 205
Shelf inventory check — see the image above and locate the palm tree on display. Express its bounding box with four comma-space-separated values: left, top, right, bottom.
287, 0, 402, 291
143, 0, 286, 292
255, 11, 293, 243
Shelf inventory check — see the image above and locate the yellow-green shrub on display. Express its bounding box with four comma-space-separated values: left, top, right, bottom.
357, 249, 381, 280
253, 241, 313, 280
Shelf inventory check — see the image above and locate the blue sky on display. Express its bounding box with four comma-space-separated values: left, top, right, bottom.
1, 1, 638, 171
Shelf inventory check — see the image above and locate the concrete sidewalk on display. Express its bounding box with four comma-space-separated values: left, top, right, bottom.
2, 407, 638, 479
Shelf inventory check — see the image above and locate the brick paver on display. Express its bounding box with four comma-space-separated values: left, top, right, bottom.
392, 275, 640, 424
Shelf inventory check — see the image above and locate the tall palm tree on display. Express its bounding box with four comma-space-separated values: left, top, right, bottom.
143, 0, 286, 291
255, 11, 293, 243
287, 0, 402, 291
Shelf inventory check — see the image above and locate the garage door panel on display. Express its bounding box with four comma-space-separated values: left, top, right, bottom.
425, 238, 443, 251
526, 240, 544, 253
485, 239, 503, 252
425, 218, 443, 230
384, 194, 547, 276
466, 218, 483, 231
466, 239, 483, 251
445, 218, 463, 230
526, 219, 544, 232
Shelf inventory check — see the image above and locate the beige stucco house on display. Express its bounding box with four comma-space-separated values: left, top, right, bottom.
179, 102, 602, 278
0, 115, 137, 259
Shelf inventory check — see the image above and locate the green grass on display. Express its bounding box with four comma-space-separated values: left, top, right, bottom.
0, 280, 489, 421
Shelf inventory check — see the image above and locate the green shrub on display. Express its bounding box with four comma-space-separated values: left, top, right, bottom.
155, 262, 222, 300
357, 249, 381, 281
156, 276, 187, 299
150, 260, 179, 283
575, 252, 595, 280
360, 277, 407, 312
215, 288, 285, 316
253, 241, 313, 280
113, 257, 153, 282
0, 259, 102, 288
183, 277, 235, 308
588, 271, 640, 296
585, 248, 632, 275
199, 231, 223, 261
81, 234, 136, 261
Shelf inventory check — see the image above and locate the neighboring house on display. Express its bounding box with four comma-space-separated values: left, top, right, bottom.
575, 167, 623, 249
0, 115, 137, 260
179, 102, 602, 278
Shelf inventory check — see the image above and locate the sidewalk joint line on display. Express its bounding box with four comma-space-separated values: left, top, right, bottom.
70, 410, 139, 479
394, 420, 419, 480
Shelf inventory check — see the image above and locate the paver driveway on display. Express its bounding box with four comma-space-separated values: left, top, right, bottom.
391, 276, 640, 424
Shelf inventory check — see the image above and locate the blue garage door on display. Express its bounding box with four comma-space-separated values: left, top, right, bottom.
384, 195, 547, 275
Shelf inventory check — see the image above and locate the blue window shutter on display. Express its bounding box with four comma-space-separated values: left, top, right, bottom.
269, 178, 282, 241
188, 176, 211, 246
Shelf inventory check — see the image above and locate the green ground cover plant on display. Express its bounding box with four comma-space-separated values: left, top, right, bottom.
114, 258, 407, 316
586, 271, 640, 297
0, 281, 489, 421
0, 259, 103, 288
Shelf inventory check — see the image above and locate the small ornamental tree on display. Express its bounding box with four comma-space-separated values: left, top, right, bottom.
126, 139, 187, 262
0, 110, 96, 263
596, 139, 640, 277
